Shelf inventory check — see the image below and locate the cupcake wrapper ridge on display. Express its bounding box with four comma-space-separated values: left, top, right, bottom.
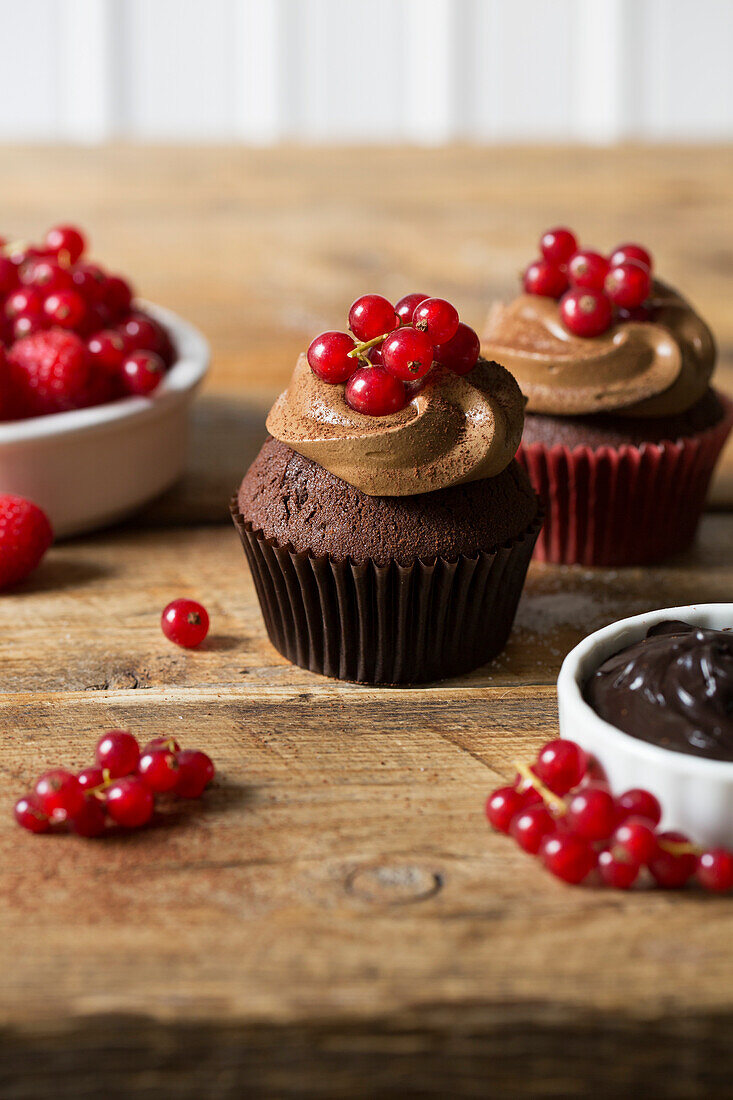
231, 500, 542, 685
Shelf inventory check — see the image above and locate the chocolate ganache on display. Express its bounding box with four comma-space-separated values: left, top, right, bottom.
584, 620, 733, 760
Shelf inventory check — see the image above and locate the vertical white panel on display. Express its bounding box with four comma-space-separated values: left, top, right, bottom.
572, 0, 640, 142
403, 0, 457, 143
57, 0, 121, 142
0, 0, 59, 138
235, 0, 287, 142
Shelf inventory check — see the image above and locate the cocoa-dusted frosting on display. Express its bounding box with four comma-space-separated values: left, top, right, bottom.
482, 282, 715, 418
266, 354, 525, 497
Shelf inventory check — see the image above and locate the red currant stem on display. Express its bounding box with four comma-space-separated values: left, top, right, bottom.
85, 768, 115, 798
347, 332, 392, 359
658, 839, 703, 857
513, 760, 567, 815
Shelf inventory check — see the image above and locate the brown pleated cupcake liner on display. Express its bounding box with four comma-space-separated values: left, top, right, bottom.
517, 392, 733, 567
230, 499, 542, 685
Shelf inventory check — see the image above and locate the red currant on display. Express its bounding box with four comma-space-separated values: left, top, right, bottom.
394, 292, 429, 326
566, 784, 617, 841
5, 287, 42, 321
138, 749, 180, 793
71, 262, 107, 303
122, 350, 165, 396
77, 765, 106, 792
87, 330, 126, 375
611, 817, 658, 865
118, 313, 168, 356
345, 366, 407, 416
103, 275, 133, 318
14, 794, 50, 834
34, 769, 85, 823
0, 256, 18, 296
307, 331, 356, 384
535, 739, 587, 795
106, 776, 155, 828
605, 261, 651, 309
617, 304, 653, 324
609, 243, 652, 271
43, 289, 87, 330
509, 804, 555, 854
598, 849, 640, 889
348, 294, 398, 342
144, 736, 181, 754
485, 786, 533, 834
366, 346, 383, 366
523, 259, 568, 298
615, 788, 661, 826
11, 314, 44, 341
540, 227, 578, 265
540, 832, 596, 884
697, 849, 733, 893
381, 327, 434, 381
22, 258, 74, 293
434, 322, 481, 376
96, 730, 141, 778
70, 797, 107, 838
161, 598, 210, 648
412, 297, 459, 345
559, 289, 613, 338
45, 225, 86, 264
567, 250, 609, 291
175, 750, 215, 798
648, 831, 698, 888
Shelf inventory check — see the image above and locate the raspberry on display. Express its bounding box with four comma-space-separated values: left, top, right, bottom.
8, 328, 90, 415
0, 494, 53, 588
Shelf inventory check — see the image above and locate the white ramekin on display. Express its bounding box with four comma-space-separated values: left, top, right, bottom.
0, 303, 209, 538
558, 604, 733, 848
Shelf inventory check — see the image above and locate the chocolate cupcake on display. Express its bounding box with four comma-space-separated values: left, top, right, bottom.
232, 327, 541, 684
484, 254, 733, 566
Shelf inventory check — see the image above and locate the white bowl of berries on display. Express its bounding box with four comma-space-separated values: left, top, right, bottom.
0, 225, 209, 537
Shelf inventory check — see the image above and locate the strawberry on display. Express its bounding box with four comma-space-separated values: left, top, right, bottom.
0, 494, 53, 589
7, 328, 90, 416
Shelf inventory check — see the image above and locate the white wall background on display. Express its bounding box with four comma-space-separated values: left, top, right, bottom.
1, 0, 732, 144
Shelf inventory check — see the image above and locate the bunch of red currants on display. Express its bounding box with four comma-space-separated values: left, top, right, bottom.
0, 224, 175, 419
307, 293, 481, 416
523, 226, 654, 338
487, 738, 733, 891
14, 730, 214, 838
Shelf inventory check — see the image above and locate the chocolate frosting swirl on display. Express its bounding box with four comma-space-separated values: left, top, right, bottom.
266, 354, 525, 497
482, 282, 715, 417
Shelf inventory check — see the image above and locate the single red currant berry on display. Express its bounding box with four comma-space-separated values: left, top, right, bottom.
175, 750, 215, 798
138, 749, 180, 793
609, 243, 652, 271
540, 226, 578, 265
103, 275, 133, 318
345, 365, 407, 416
87, 330, 126, 375
366, 346, 383, 366
535, 739, 588, 795
43, 289, 87, 330
540, 832, 597, 884
34, 769, 85, 823
144, 736, 181, 754
96, 730, 141, 778
523, 258, 568, 298
509, 804, 555, 854
307, 331, 357, 384
605, 260, 652, 310
77, 765, 106, 792
161, 598, 210, 648
23, 258, 74, 293
485, 786, 532, 834
121, 350, 165, 395
5, 287, 43, 321
11, 314, 44, 341
117, 313, 168, 355
697, 849, 733, 893
394, 292, 429, 326
412, 297, 459, 345
567, 250, 609, 291
106, 776, 155, 828
615, 788, 662, 827
648, 831, 698, 888
559, 289, 613, 338
611, 817, 658, 866
434, 322, 481, 375
381, 326, 434, 381
70, 797, 107, 838
598, 849, 640, 889
348, 294, 399, 342
71, 262, 107, 303
566, 784, 617, 841
14, 794, 50, 834
45, 225, 86, 264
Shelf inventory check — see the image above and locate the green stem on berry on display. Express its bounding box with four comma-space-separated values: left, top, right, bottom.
514, 760, 567, 815
658, 838, 703, 857
347, 332, 391, 359
86, 767, 114, 799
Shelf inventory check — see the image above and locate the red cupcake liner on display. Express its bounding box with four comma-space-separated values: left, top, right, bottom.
231, 498, 542, 684
517, 392, 733, 567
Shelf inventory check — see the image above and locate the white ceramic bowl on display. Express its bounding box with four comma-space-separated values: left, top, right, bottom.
558, 604, 733, 847
0, 303, 209, 537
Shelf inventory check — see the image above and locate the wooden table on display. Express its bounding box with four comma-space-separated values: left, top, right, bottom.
1, 146, 732, 1098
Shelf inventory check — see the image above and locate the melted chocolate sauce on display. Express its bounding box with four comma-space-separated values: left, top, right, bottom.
584, 620, 733, 760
